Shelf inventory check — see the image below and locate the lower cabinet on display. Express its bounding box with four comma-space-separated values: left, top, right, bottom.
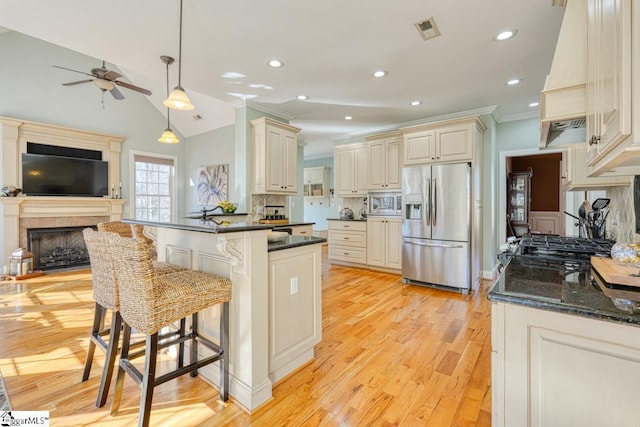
328, 220, 367, 265
366, 217, 402, 270
492, 302, 640, 427
267, 244, 322, 383
290, 224, 313, 236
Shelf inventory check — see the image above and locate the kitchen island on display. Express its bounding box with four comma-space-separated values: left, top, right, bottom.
489, 254, 640, 427
122, 218, 325, 412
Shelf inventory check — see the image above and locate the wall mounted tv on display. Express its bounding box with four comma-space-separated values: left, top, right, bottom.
22, 153, 109, 197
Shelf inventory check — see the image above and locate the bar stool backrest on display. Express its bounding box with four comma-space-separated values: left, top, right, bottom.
105, 233, 159, 334
83, 228, 119, 311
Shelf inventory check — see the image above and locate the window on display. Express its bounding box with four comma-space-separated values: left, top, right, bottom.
132, 153, 176, 222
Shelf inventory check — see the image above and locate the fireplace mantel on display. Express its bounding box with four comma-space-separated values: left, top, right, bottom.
0, 197, 126, 268
0, 117, 127, 266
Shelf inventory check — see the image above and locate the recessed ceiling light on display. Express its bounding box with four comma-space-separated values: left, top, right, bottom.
410, 100, 422, 106
267, 59, 284, 68
345, 116, 353, 120
297, 95, 308, 100
529, 101, 539, 107
372, 70, 388, 78
494, 29, 518, 41
506, 78, 522, 86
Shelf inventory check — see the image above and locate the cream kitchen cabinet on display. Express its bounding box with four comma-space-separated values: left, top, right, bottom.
251, 117, 301, 195
586, 0, 640, 176
335, 143, 368, 196
401, 116, 485, 166
492, 302, 640, 427
562, 144, 632, 190
365, 131, 402, 190
268, 242, 322, 383
328, 220, 367, 266
290, 224, 313, 236
303, 167, 329, 207
366, 216, 401, 270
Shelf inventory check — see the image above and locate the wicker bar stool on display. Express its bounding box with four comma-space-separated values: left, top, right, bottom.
105, 232, 231, 427
81, 228, 187, 408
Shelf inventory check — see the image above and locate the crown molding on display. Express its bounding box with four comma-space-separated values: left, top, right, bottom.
245, 101, 296, 121
498, 110, 539, 123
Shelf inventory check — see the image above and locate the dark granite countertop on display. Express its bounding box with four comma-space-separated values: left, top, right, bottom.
327, 218, 368, 222
267, 235, 327, 252
122, 218, 273, 234
271, 222, 315, 228
488, 255, 640, 326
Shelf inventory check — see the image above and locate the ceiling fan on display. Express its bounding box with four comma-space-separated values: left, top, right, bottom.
53, 60, 152, 100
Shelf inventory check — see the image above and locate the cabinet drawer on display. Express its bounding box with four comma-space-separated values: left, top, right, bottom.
328, 230, 366, 247
328, 220, 367, 232
329, 245, 367, 264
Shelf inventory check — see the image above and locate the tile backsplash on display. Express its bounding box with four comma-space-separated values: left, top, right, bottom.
606, 184, 638, 243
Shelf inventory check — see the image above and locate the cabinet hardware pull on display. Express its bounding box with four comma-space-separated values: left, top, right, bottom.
589, 135, 601, 146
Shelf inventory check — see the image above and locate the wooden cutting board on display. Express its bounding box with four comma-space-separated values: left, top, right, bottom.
258, 219, 290, 225
591, 256, 640, 287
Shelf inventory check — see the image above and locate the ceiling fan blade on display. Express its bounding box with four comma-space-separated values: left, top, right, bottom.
104, 70, 122, 80
114, 80, 152, 96
109, 86, 125, 100
52, 65, 94, 77
62, 79, 94, 86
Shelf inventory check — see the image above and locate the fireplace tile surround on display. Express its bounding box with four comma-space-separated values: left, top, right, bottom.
0, 117, 126, 265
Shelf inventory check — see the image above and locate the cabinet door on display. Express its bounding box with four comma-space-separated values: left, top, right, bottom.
564, 145, 632, 190
586, 0, 632, 164
385, 139, 402, 189
386, 218, 402, 269
368, 141, 386, 190
353, 145, 369, 195
265, 126, 284, 192
335, 149, 355, 196
282, 130, 298, 193
435, 125, 472, 162
403, 131, 435, 165
305, 168, 323, 183
366, 217, 386, 267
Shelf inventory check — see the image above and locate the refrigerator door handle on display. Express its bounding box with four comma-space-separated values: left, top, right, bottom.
432, 178, 437, 227
404, 240, 464, 249
426, 178, 431, 226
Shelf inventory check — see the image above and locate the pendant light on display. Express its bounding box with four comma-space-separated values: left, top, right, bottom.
159, 55, 180, 144
164, 0, 194, 110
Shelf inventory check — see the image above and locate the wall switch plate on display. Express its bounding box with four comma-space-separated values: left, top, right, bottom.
290, 277, 299, 295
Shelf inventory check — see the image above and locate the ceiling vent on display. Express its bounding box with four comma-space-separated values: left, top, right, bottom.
415, 17, 441, 41
192, 114, 202, 121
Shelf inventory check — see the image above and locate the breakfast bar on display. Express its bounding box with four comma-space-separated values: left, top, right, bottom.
123, 218, 326, 412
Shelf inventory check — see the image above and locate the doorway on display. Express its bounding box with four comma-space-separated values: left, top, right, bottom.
505, 152, 565, 236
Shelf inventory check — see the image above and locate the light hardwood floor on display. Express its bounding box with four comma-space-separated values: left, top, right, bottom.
0, 248, 492, 426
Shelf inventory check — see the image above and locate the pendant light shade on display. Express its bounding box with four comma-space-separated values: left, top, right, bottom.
164, 0, 194, 111
159, 55, 180, 144
158, 128, 180, 144
164, 86, 194, 110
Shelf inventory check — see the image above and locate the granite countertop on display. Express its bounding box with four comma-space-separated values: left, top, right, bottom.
271, 222, 316, 227
267, 235, 327, 252
123, 218, 273, 234
327, 218, 368, 222
488, 255, 640, 326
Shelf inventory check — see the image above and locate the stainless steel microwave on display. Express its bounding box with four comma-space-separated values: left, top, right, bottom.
368, 192, 402, 216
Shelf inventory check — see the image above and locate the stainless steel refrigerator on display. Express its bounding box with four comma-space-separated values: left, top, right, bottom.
401, 163, 471, 292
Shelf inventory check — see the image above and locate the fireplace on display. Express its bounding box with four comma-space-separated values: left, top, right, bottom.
27, 226, 93, 270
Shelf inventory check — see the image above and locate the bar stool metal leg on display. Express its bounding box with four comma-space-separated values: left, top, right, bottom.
190, 312, 198, 378
220, 301, 229, 401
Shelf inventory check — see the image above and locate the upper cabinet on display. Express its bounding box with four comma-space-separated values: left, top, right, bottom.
562, 144, 632, 191
365, 131, 402, 190
251, 117, 301, 195
303, 167, 330, 207
586, 0, 640, 176
335, 143, 368, 197
401, 116, 486, 166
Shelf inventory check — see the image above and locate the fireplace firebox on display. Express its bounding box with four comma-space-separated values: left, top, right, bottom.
27, 226, 94, 270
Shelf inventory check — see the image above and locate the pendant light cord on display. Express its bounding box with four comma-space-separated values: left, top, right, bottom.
166, 60, 171, 127
177, 0, 184, 88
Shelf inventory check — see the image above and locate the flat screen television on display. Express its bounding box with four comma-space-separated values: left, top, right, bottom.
22, 153, 109, 197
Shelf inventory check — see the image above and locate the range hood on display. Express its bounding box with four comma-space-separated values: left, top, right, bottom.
539, 0, 587, 149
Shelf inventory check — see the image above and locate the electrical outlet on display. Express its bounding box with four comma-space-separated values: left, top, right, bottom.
290, 277, 298, 295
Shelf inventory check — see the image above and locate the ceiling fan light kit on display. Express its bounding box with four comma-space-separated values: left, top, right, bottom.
164, 0, 195, 111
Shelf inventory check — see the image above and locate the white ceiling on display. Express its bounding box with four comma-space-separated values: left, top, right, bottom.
0, 0, 565, 158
